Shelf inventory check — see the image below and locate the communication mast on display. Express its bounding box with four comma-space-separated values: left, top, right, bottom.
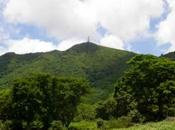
87, 36, 90, 43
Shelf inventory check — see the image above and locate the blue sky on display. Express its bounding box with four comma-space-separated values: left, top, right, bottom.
0, 0, 175, 55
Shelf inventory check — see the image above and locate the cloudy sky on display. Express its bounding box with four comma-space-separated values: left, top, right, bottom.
0, 0, 174, 55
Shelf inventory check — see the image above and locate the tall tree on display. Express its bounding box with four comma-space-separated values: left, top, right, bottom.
114, 55, 175, 122
9, 74, 89, 129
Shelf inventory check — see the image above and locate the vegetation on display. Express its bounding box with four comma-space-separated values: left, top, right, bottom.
0, 43, 175, 129
162, 51, 175, 60
0, 74, 89, 130
97, 55, 175, 123
69, 120, 175, 130
75, 103, 97, 121
0, 42, 135, 102
117, 120, 175, 130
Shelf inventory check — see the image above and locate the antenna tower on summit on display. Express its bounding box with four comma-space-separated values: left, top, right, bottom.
87, 36, 90, 43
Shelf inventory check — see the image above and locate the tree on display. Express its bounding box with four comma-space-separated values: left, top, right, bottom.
96, 98, 117, 120
76, 103, 96, 121
11, 75, 47, 130
8, 74, 89, 129
0, 89, 12, 121
157, 80, 175, 118
46, 77, 89, 127
114, 55, 175, 122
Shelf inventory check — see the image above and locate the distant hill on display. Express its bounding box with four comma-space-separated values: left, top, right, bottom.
162, 52, 175, 60
0, 42, 136, 102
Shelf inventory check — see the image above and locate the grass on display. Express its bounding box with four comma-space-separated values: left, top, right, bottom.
116, 121, 175, 130
69, 120, 97, 129
69, 120, 175, 130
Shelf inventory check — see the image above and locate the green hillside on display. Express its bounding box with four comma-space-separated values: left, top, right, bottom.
2, 43, 175, 130
0, 42, 135, 102
162, 51, 175, 60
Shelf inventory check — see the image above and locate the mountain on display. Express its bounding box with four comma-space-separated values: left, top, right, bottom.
0, 42, 136, 102
162, 51, 175, 60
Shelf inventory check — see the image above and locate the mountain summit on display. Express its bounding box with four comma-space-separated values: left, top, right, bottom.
67, 42, 98, 53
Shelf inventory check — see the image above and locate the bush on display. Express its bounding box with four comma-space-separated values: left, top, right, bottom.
69, 120, 96, 130
96, 98, 117, 120
74, 104, 96, 121
30, 120, 44, 130
49, 120, 67, 130
96, 119, 106, 130
107, 117, 133, 129
0, 120, 12, 130
68, 126, 79, 130
4, 120, 12, 130
128, 110, 145, 123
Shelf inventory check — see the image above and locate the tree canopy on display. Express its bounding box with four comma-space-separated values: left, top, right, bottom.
114, 55, 175, 122
0, 74, 89, 130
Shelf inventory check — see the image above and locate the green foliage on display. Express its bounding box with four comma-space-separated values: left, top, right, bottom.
106, 117, 132, 129
0, 43, 135, 102
162, 51, 175, 60
96, 119, 106, 129
69, 120, 97, 130
96, 98, 117, 120
70, 117, 132, 130
0, 120, 12, 130
75, 103, 96, 121
114, 55, 175, 122
66, 120, 175, 130
0, 89, 11, 120
29, 120, 44, 129
0, 74, 89, 130
49, 120, 67, 130
116, 120, 175, 130
3, 44, 175, 129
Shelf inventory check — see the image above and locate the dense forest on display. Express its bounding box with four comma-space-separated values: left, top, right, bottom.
0, 43, 175, 129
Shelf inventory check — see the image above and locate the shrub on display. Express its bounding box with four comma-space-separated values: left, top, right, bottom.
96, 119, 106, 130
128, 110, 145, 123
49, 120, 67, 130
96, 98, 117, 120
107, 117, 133, 129
69, 120, 96, 130
30, 120, 44, 130
75, 104, 96, 121
0, 120, 12, 130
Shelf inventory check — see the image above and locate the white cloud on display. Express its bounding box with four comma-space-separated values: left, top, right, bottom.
100, 35, 124, 50
3, 0, 165, 51
57, 38, 84, 51
4, 0, 98, 40
4, 38, 56, 54
0, 37, 85, 55
0, 27, 9, 42
90, 0, 164, 40
156, 0, 175, 52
